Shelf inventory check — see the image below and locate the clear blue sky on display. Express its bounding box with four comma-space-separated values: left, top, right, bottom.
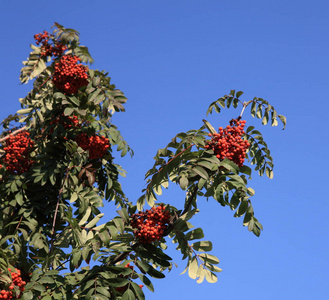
1, 1, 328, 299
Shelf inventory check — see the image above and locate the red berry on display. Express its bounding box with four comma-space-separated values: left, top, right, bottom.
130, 205, 170, 244
205, 119, 250, 167
1, 131, 34, 174
52, 55, 88, 94
75, 133, 110, 160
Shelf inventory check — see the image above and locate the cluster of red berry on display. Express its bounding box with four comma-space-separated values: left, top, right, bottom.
0, 268, 26, 299
130, 205, 170, 244
52, 55, 88, 94
34, 31, 67, 57
1, 131, 34, 174
75, 133, 110, 160
205, 118, 250, 167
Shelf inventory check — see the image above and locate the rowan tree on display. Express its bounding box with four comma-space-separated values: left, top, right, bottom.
0, 23, 286, 299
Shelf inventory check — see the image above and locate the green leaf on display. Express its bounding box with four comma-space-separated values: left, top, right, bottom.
185, 228, 204, 241
179, 176, 189, 190
196, 267, 205, 284
32, 283, 46, 292
131, 282, 145, 300
146, 189, 156, 207
239, 165, 252, 177
197, 160, 217, 171
236, 91, 243, 98
233, 97, 239, 108
247, 187, 255, 196
97, 229, 111, 245
85, 213, 104, 229
117, 208, 130, 223
202, 119, 216, 134
179, 208, 199, 222
246, 125, 255, 133
70, 192, 78, 203
137, 274, 154, 292
218, 159, 239, 173
146, 266, 165, 279
256, 103, 263, 118
191, 241, 213, 252
137, 195, 146, 211
251, 101, 256, 117
17, 107, 33, 115
204, 269, 218, 283
278, 114, 287, 129
107, 277, 129, 287
92, 76, 101, 87
248, 217, 255, 231
88, 88, 102, 103
113, 217, 125, 234
207, 264, 222, 273
122, 289, 135, 300
153, 184, 162, 196
198, 178, 207, 189
96, 286, 111, 297
234, 201, 249, 217
265, 167, 274, 179
226, 96, 233, 108
198, 253, 220, 265
78, 207, 92, 226
67, 95, 80, 106
38, 277, 55, 284
262, 109, 269, 125
188, 256, 198, 280
271, 110, 279, 126
64, 107, 74, 116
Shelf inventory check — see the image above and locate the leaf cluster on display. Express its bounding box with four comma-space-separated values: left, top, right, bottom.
207, 90, 286, 129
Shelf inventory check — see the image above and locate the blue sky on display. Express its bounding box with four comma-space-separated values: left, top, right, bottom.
1, 1, 328, 299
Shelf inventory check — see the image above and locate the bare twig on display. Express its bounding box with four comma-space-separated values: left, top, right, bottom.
239, 100, 253, 118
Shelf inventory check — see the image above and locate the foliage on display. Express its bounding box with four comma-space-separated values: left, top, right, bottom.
0, 24, 286, 299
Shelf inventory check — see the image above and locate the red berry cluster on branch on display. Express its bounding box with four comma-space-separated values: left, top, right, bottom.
52, 55, 88, 94
34, 31, 49, 45
34, 31, 67, 57
0, 268, 26, 299
75, 133, 110, 160
205, 118, 250, 167
130, 205, 170, 244
1, 131, 34, 174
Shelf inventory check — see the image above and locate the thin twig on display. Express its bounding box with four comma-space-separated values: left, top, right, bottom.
49, 166, 71, 256
15, 216, 24, 232
239, 100, 253, 118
